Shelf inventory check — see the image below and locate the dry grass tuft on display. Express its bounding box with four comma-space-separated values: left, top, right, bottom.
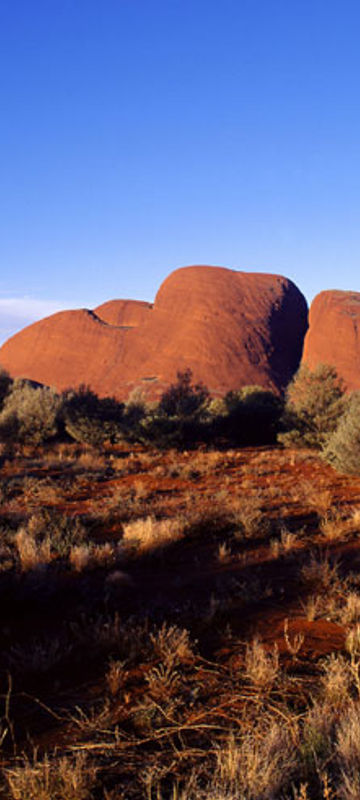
4, 752, 96, 800
245, 637, 280, 689
301, 553, 340, 591
122, 515, 184, 553
213, 721, 296, 799
69, 544, 93, 572
319, 510, 352, 542
217, 541, 232, 563
321, 654, 352, 706
14, 528, 51, 571
105, 659, 126, 696
150, 623, 194, 668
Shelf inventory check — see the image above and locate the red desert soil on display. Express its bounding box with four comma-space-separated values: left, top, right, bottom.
2, 443, 360, 794
303, 289, 360, 391
2, 444, 359, 655
0, 265, 308, 399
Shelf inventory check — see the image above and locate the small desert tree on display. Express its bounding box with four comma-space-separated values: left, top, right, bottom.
323, 392, 360, 473
220, 385, 283, 445
62, 386, 125, 445
158, 369, 210, 419
0, 380, 62, 446
0, 367, 12, 409
279, 363, 345, 449
138, 370, 210, 448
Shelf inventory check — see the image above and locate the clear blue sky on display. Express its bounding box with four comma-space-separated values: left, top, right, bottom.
0, 0, 360, 341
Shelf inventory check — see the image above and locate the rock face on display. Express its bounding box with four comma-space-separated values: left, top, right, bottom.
0, 266, 308, 398
302, 290, 360, 391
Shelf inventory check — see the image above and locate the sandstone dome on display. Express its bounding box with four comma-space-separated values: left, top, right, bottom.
0, 265, 308, 399
302, 290, 360, 391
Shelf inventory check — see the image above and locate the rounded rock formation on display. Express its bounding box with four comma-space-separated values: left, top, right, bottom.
0, 265, 308, 399
302, 290, 360, 391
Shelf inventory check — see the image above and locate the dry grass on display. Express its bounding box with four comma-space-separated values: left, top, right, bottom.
150, 623, 194, 668
4, 442, 360, 798
14, 528, 51, 570
69, 544, 93, 571
217, 541, 232, 563
244, 637, 280, 689
231, 495, 268, 539
301, 553, 340, 591
76, 449, 107, 470
4, 752, 96, 800
213, 721, 296, 799
336, 703, 360, 800
319, 510, 352, 542
105, 659, 126, 696
280, 527, 298, 551
122, 515, 184, 553
346, 625, 360, 657
304, 485, 333, 515
320, 654, 352, 706
283, 619, 305, 657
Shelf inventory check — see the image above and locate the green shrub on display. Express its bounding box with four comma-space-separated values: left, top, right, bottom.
62, 386, 125, 445
279, 364, 345, 449
158, 369, 210, 419
0, 380, 62, 446
137, 370, 210, 448
220, 386, 283, 445
323, 392, 360, 473
0, 367, 13, 408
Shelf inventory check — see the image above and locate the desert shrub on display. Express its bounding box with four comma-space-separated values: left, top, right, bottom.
213, 385, 283, 445
279, 363, 345, 449
62, 386, 125, 445
0, 366, 13, 408
159, 369, 210, 419
138, 370, 210, 448
136, 411, 188, 448
0, 380, 62, 446
323, 392, 360, 474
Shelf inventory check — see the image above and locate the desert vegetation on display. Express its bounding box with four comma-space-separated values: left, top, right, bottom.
0, 366, 360, 796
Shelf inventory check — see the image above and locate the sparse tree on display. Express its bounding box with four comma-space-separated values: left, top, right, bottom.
279, 364, 345, 449
158, 369, 210, 419
62, 385, 125, 445
138, 370, 210, 448
323, 392, 360, 473
0, 380, 62, 445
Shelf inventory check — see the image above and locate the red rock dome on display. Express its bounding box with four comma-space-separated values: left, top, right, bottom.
0, 265, 308, 399
302, 290, 360, 391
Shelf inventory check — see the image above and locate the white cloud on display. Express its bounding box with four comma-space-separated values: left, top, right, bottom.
0, 296, 75, 321
0, 296, 88, 346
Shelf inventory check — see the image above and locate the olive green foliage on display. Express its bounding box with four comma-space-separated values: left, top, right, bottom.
279, 364, 345, 449
158, 369, 210, 419
138, 370, 210, 448
0, 380, 62, 445
323, 392, 360, 473
62, 386, 125, 445
0, 367, 13, 409
216, 385, 283, 445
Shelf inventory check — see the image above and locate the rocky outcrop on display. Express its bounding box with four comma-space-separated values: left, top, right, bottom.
302, 290, 360, 391
0, 265, 308, 398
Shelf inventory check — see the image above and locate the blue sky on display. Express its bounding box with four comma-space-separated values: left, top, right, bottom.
0, 0, 360, 341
